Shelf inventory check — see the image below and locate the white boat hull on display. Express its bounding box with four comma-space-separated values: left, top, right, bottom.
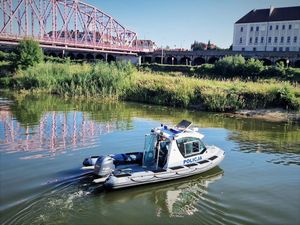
104, 152, 224, 189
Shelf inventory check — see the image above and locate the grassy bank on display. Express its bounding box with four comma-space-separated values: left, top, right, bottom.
1, 61, 134, 100
1, 61, 300, 112
141, 55, 300, 82
129, 72, 300, 111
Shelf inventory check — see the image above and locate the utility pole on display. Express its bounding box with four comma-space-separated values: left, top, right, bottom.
161, 46, 164, 64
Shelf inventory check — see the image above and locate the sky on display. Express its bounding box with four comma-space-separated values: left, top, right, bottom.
88, 0, 300, 49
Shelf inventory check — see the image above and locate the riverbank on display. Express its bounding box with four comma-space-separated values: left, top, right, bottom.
229, 108, 300, 123
1, 61, 300, 113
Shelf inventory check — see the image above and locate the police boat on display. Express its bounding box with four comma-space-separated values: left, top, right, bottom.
82, 120, 225, 189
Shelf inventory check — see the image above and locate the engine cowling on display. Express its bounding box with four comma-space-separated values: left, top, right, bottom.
82, 156, 99, 167
94, 156, 115, 177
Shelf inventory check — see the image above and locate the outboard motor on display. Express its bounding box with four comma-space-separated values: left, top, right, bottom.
94, 156, 115, 177
83, 156, 99, 167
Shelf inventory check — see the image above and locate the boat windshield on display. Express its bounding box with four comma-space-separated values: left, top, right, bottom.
143, 134, 157, 167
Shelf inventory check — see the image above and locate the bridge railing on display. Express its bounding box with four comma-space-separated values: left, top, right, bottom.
0, 32, 152, 53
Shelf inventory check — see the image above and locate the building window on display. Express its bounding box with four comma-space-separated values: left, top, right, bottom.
287, 36, 290, 43
242, 47, 245, 51
282, 25, 285, 30
286, 47, 289, 51
249, 37, 252, 44
256, 26, 259, 31
276, 25, 279, 30
268, 37, 272, 43
273, 47, 277, 51
269, 25, 273, 30
255, 37, 258, 43
279, 47, 283, 51
274, 37, 278, 43
281, 36, 284, 43
239, 37, 242, 44
261, 37, 264, 43
294, 36, 298, 43
253, 47, 256, 51
240, 27, 243, 32
250, 26, 253, 32
288, 24, 292, 29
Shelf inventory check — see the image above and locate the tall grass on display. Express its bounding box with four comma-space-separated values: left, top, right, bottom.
1, 61, 299, 111
128, 73, 300, 111
6, 61, 135, 100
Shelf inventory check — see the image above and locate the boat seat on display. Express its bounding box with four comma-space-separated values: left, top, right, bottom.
113, 153, 143, 166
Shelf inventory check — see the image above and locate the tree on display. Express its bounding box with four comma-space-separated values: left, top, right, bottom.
207, 40, 212, 50
15, 39, 44, 69
191, 41, 206, 51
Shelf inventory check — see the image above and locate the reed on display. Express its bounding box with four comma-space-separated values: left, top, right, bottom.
1, 61, 299, 111
128, 72, 300, 111
5, 61, 135, 100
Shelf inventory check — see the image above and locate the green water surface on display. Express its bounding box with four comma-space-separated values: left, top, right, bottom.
0, 93, 299, 225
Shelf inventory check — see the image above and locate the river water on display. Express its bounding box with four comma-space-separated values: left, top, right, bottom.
0, 93, 299, 225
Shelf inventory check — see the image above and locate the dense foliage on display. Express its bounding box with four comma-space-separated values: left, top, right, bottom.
14, 39, 44, 69
141, 55, 300, 82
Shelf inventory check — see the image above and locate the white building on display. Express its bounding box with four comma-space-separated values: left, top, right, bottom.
233, 6, 300, 52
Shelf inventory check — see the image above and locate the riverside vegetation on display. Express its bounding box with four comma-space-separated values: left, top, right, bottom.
0, 40, 299, 112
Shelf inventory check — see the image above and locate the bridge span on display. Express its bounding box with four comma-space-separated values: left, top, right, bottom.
0, 0, 153, 63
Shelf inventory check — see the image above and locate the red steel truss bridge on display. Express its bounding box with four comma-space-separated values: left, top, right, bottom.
0, 0, 149, 55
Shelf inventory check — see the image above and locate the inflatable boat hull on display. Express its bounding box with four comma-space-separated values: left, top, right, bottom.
104, 152, 224, 189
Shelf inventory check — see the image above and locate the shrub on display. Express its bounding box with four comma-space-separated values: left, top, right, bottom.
214, 55, 246, 77
277, 86, 300, 110
285, 67, 300, 82
244, 58, 264, 77
15, 39, 44, 69
194, 64, 214, 76
0, 50, 9, 61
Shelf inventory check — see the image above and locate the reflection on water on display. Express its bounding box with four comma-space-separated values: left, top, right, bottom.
1, 93, 299, 157
135, 167, 223, 217
0, 92, 300, 225
1, 110, 117, 160
229, 126, 300, 166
